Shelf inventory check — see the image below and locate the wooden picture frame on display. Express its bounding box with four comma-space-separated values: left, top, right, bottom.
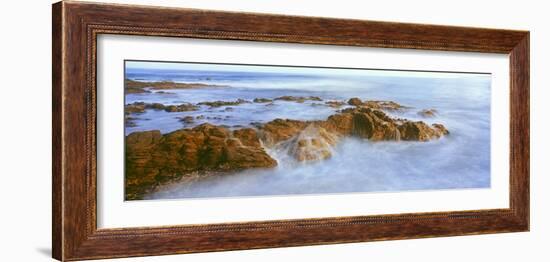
52, 1, 529, 261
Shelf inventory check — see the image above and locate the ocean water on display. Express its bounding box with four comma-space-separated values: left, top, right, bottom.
125, 65, 491, 200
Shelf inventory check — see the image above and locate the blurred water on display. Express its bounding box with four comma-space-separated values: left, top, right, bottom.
125, 66, 491, 199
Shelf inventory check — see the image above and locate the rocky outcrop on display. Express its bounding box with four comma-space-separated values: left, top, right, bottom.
125, 102, 198, 115
259, 119, 309, 147
125, 124, 277, 200
125, 102, 146, 114
125, 99, 450, 200
398, 122, 449, 141
198, 99, 250, 107
125, 116, 138, 127
418, 109, 438, 117
253, 98, 273, 103
125, 79, 224, 93
325, 100, 346, 108
260, 107, 449, 146
347, 97, 363, 106
165, 104, 199, 112
336, 107, 404, 140
178, 116, 195, 124
274, 96, 322, 103
283, 125, 338, 162
259, 107, 449, 147
347, 97, 406, 111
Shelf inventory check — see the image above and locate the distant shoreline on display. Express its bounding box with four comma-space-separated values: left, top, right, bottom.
125, 78, 227, 93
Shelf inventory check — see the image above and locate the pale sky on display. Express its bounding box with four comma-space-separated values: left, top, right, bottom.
125, 60, 490, 79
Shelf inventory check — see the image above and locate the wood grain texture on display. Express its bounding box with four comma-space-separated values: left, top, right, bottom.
509, 35, 530, 226
52, 2, 63, 260
52, 1, 530, 261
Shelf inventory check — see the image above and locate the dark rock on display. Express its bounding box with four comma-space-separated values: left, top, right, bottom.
418, 109, 438, 117
207, 116, 223, 120
398, 121, 448, 141
325, 100, 346, 108
347, 97, 363, 106
253, 98, 273, 103
274, 96, 322, 103
178, 116, 195, 124
125, 79, 226, 94
155, 91, 175, 94
198, 99, 250, 107
432, 123, 450, 136
347, 97, 406, 110
163, 103, 198, 112
147, 103, 166, 110
126, 102, 198, 113
125, 116, 139, 127
125, 102, 146, 115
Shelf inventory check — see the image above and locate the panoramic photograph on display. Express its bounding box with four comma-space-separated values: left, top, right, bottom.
123, 60, 491, 201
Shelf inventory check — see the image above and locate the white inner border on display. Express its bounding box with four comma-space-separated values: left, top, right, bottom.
97, 34, 509, 229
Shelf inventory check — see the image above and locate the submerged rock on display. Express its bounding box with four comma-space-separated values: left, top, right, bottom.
125, 79, 225, 93
418, 109, 438, 117
206, 116, 223, 120
432, 123, 449, 135
283, 125, 338, 162
253, 98, 273, 103
198, 99, 250, 107
147, 103, 166, 110
164, 103, 198, 112
347, 97, 406, 111
125, 102, 147, 114
125, 79, 151, 94
367, 101, 405, 111
125, 124, 277, 200
155, 91, 174, 94
178, 116, 195, 124
398, 121, 449, 141
274, 96, 322, 103
347, 97, 363, 106
125, 116, 139, 127
325, 100, 346, 108
125, 102, 198, 115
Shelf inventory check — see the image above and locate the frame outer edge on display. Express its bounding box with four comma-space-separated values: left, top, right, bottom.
510, 33, 530, 229
52, 2, 64, 261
